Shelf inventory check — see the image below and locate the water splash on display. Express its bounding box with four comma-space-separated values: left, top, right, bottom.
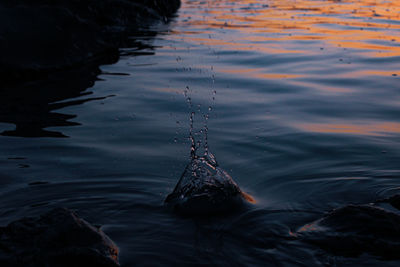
165, 88, 254, 215
184, 86, 215, 162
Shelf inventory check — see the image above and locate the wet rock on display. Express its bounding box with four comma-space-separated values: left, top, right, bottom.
377, 194, 400, 210
165, 155, 255, 216
0, 0, 180, 84
387, 195, 400, 210
0, 208, 119, 267
296, 204, 400, 259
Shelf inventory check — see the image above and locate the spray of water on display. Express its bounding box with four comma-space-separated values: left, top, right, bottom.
183, 86, 216, 166
164, 86, 255, 213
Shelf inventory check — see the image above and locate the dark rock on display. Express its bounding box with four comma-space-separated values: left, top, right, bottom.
0, 0, 180, 84
0, 208, 119, 267
165, 154, 255, 216
296, 204, 400, 259
387, 195, 400, 210
377, 194, 400, 210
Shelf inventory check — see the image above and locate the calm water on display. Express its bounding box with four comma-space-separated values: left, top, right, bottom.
1, 0, 400, 265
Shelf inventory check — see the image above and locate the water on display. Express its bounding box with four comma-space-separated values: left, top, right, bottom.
1, 0, 400, 265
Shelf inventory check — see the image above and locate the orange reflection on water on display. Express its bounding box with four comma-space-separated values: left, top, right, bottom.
297, 121, 400, 136
297, 223, 323, 233
332, 69, 400, 78
289, 80, 354, 94
180, 0, 400, 57
241, 191, 257, 204
219, 67, 304, 79
186, 36, 304, 54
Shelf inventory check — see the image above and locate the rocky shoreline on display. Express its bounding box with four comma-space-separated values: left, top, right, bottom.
0, 0, 180, 84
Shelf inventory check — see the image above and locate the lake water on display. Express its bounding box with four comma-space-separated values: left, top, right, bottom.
1, 0, 400, 265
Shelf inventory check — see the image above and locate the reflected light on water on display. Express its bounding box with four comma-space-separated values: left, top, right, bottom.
297, 121, 400, 136
178, 0, 400, 57
171, 0, 400, 138
219, 67, 304, 79
167, 0, 400, 98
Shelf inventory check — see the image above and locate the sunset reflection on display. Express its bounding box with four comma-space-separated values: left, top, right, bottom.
297, 121, 400, 136
178, 0, 400, 58
169, 0, 400, 97
219, 67, 304, 79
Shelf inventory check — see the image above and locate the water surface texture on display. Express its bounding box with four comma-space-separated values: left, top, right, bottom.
1, 0, 400, 266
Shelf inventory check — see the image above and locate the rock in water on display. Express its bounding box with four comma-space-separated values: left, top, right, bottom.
0, 208, 119, 267
376, 194, 400, 210
165, 154, 254, 216
388, 195, 400, 210
296, 204, 400, 259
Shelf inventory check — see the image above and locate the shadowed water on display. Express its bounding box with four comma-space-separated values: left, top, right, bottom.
0, 0, 400, 266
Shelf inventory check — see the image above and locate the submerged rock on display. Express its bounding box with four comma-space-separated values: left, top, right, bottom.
296, 204, 400, 259
0, 208, 119, 267
165, 154, 255, 216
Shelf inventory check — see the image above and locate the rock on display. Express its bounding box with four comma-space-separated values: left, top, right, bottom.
0, 0, 180, 84
377, 194, 400, 210
0, 208, 119, 267
296, 204, 400, 259
165, 154, 255, 216
387, 194, 400, 210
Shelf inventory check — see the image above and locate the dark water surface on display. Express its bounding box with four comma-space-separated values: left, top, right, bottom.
1, 0, 400, 265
